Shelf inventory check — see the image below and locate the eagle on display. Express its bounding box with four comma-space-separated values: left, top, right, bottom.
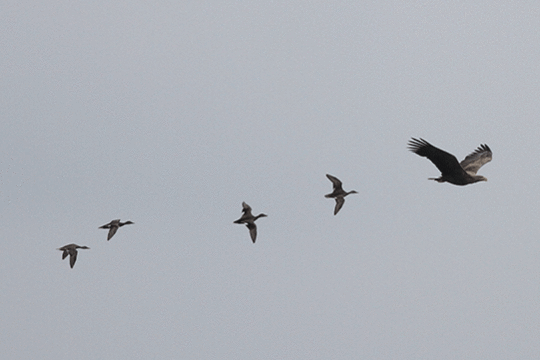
408, 138, 492, 186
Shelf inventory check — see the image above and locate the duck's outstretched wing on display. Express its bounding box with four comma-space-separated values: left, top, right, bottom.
246, 222, 257, 243
234, 202, 254, 224
326, 174, 343, 191
334, 197, 345, 215
69, 250, 78, 268
241, 202, 253, 215
107, 226, 118, 240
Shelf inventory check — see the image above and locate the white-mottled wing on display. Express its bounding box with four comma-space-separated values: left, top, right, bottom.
460, 144, 492, 174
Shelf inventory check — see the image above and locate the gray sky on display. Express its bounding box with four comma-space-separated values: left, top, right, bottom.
2, 1, 540, 359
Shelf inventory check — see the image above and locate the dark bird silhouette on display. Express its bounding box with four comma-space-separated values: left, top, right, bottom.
99, 219, 134, 240
408, 138, 492, 186
233, 202, 267, 243
57, 244, 90, 268
324, 174, 358, 215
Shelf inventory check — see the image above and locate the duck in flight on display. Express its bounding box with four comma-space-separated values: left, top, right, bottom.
99, 219, 134, 240
325, 174, 358, 215
408, 138, 492, 186
233, 202, 267, 243
57, 244, 90, 268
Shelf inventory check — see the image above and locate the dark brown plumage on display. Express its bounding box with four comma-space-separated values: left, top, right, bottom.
408, 138, 492, 186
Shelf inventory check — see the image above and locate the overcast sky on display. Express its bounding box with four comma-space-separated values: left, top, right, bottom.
2, 1, 540, 359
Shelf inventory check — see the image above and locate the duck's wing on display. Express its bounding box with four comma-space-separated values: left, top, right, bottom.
241, 202, 253, 215
234, 202, 254, 221
460, 144, 492, 174
69, 250, 78, 268
246, 222, 257, 243
62, 250, 69, 260
326, 174, 344, 191
107, 226, 118, 240
334, 197, 345, 215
